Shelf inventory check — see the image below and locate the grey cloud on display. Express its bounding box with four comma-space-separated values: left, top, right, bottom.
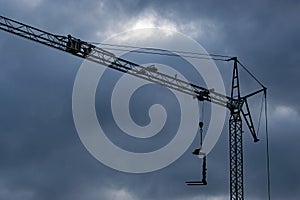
0, 0, 299, 200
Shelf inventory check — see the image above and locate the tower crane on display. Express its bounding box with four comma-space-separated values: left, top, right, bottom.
0, 15, 267, 200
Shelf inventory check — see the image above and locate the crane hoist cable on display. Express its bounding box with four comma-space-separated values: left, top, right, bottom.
96, 46, 229, 61
89, 41, 233, 59
264, 90, 271, 200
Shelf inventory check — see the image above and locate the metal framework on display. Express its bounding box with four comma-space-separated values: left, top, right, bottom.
229, 59, 244, 199
0, 15, 265, 200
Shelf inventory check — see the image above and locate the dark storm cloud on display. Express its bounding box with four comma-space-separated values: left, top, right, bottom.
0, 0, 299, 200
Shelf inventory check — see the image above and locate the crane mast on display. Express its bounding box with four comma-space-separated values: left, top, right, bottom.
0, 15, 265, 200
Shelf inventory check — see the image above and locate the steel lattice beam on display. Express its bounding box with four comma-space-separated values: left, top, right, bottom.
229, 114, 244, 200
229, 58, 244, 200
0, 15, 230, 108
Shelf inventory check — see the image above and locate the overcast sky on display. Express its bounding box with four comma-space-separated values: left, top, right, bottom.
0, 0, 300, 200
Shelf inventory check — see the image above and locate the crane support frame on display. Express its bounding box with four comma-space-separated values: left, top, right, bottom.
229, 114, 244, 200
